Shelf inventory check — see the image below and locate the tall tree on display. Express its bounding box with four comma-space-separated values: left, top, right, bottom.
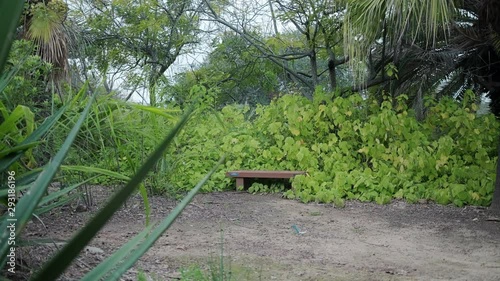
170, 31, 285, 107
275, 0, 348, 90
204, 0, 351, 98
343, 0, 500, 109
72, 0, 204, 106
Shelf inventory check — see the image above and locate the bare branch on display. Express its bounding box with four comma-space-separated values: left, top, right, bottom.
203, 0, 314, 91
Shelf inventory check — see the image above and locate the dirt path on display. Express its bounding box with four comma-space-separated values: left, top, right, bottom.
22, 188, 500, 280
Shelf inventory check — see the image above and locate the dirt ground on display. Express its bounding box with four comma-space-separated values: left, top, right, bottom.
13, 186, 500, 280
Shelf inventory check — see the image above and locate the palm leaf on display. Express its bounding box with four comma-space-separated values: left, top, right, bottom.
344, 0, 457, 81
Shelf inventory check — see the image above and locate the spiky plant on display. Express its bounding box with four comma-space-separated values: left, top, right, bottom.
23, 0, 69, 83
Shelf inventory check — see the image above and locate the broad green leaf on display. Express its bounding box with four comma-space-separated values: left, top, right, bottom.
0, 105, 67, 172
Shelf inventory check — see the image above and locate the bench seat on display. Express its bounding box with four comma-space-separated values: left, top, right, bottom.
226, 170, 306, 188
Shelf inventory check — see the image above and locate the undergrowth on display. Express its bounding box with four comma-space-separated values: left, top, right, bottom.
166, 89, 499, 207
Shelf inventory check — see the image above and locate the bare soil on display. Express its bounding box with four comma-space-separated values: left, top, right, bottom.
12, 186, 500, 280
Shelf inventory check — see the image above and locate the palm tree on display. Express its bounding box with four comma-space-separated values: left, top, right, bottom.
343, 0, 500, 213
343, 0, 499, 112
23, 0, 69, 83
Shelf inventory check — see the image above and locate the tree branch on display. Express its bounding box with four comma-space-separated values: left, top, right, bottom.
203, 0, 314, 91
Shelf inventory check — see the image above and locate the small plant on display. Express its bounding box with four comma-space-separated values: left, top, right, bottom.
180, 229, 233, 281
181, 265, 210, 281
248, 182, 285, 194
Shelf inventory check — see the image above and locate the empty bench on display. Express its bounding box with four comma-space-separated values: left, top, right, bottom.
225, 170, 306, 189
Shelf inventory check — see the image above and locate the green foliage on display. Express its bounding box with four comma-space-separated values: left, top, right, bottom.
181, 266, 210, 281
248, 182, 285, 194
1, 7, 220, 279
0, 87, 222, 279
0, 40, 54, 120
180, 229, 232, 281
76, 0, 203, 105
180, 264, 232, 281
168, 89, 499, 207
43, 93, 182, 193
26, 0, 68, 44
169, 32, 284, 108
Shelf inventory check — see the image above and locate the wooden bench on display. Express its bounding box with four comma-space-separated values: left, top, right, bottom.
225, 170, 306, 189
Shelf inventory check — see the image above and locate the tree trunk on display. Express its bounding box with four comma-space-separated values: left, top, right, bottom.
310, 49, 318, 88
324, 38, 336, 91
268, 0, 279, 36
327, 54, 336, 91
490, 137, 500, 214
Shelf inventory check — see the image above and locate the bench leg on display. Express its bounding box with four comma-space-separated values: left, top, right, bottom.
236, 178, 244, 189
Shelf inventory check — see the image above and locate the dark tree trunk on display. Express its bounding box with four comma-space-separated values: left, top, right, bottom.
310, 49, 318, 88
491, 138, 500, 214
475, 0, 500, 216
328, 58, 336, 91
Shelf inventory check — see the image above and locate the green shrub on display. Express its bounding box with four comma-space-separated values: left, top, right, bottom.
168, 89, 499, 207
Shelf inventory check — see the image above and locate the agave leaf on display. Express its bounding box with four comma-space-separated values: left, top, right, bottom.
79, 224, 154, 281
36, 176, 98, 207
0, 105, 67, 173
34, 192, 80, 216
0, 84, 93, 268
0, 0, 25, 74
0, 184, 30, 198
32, 107, 193, 281
59, 165, 151, 225
59, 165, 130, 181
99, 156, 225, 281
0, 141, 43, 158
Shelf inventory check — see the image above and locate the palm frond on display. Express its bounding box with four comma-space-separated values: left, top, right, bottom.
25, 0, 69, 79
344, 0, 458, 81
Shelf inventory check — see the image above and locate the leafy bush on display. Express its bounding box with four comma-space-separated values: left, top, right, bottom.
41, 92, 183, 192
168, 89, 499, 207
0, 40, 55, 120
